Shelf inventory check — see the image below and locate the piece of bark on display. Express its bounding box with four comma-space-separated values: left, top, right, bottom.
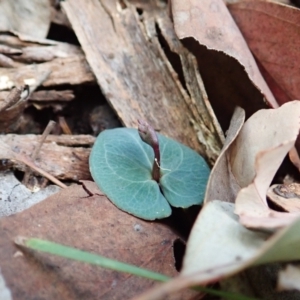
0, 53, 16, 68
0, 33, 56, 48
0, 33, 82, 65
0, 55, 95, 89
0, 44, 23, 55
0, 70, 51, 132
154, 11, 225, 162
0, 90, 75, 103
62, 0, 223, 162
29, 90, 75, 102
12, 43, 82, 64
0, 86, 29, 133
0, 134, 94, 181
39, 134, 96, 146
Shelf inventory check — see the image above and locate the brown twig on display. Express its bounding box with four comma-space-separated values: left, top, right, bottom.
58, 116, 72, 134
22, 120, 57, 186
19, 153, 67, 189
0, 141, 67, 188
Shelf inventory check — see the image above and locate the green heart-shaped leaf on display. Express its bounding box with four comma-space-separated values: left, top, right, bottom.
89, 128, 210, 220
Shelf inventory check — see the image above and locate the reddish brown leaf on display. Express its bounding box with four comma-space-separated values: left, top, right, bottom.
228, 0, 300, 105
0, 182, 199, 300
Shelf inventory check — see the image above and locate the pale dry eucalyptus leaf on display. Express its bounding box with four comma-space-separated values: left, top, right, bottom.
231, 101, 300, 229
181, 200, 270, 280
277, 265, 300, 292
229, 101, 300, 188
0, 0, 51, 38
204, 106, 245, 204
132, 209, 300, 300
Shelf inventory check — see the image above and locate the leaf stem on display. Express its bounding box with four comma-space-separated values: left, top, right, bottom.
152, 142, 160, 182
138, 120, 161, 183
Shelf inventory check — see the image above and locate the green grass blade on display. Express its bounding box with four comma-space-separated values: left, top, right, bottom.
19, 237, 169, 282
16, 237, 260, 300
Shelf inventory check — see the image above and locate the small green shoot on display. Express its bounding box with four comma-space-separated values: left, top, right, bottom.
89, 124, 210, 220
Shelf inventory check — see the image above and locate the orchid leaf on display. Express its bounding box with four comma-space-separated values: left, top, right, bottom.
89, 128, 210, 220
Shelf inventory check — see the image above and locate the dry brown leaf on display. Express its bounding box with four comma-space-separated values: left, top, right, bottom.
171, 0, 277, 132
0, 182, 199, 300
0, 0, 51, 38
228, 0, 300, 105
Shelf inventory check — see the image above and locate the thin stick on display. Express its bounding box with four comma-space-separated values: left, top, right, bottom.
19, 154, 67, 189
32, 121, 56, 161
58, 116, 72, 135
23, 121, 56, 186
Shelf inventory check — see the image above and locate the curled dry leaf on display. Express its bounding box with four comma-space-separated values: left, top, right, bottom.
228, 0, 300, 105
277, 265, 300, 292
171, 0, 277, 132
231, 101, 300, 229
204, 106, 245, 203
